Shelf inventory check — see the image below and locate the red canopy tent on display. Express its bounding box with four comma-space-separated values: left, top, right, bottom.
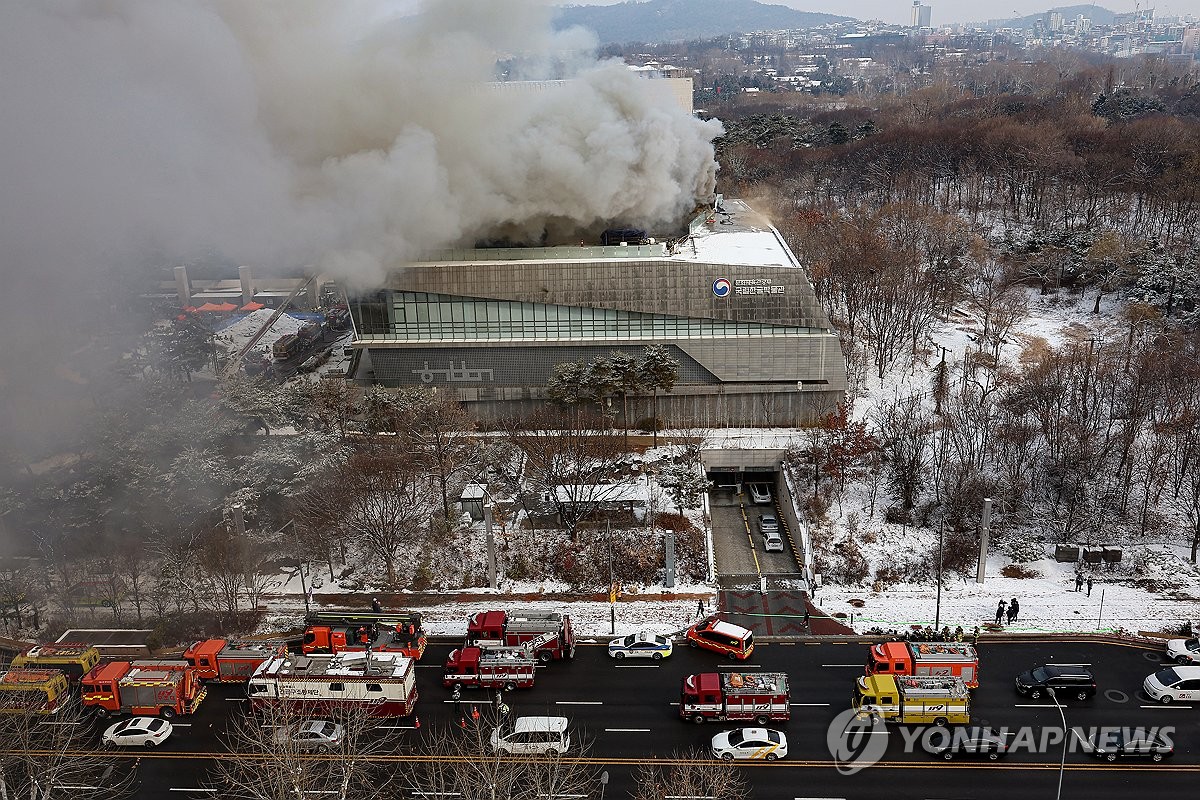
240, 301, 265, 311
195, 302, 223, 312
213, 302, 238, 312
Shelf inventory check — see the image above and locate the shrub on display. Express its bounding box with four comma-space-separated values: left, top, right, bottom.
1001, 563, 1042, 579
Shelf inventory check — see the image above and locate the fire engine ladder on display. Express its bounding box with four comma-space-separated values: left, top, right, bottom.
220, 274, 317, 379
521, 631, 557, 655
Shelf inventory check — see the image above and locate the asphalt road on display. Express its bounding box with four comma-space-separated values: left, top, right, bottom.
49, 638, 1200, 799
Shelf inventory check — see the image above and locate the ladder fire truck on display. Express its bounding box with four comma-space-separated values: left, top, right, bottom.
853, 674, 971, 726
301, 611, 427, 659
183, 638, 289, 682
866, 641, 980, 688
0, 669, 72, 715
248, 650, 417, 717
11, 643, 102, 684
81, 659, 207, 719
466, 610, 575, 663
679, 672, 791, 725
443, 645, 537, 691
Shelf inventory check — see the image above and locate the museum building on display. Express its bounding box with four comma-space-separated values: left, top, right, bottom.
348, 198, 847, 427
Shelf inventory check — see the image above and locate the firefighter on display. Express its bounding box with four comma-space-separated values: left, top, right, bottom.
357, 626, 370, 646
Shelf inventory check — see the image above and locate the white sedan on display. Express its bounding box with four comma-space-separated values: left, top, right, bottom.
608, 632, 673, 660
711, 728, 787, 761
272, 720, 345, 751
1165, 637, 1200, 665
102, 717, 173, 748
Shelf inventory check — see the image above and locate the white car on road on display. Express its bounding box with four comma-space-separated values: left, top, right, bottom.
1143, 665, 1200, 704
272, 720, 345, 751
711, 728, 787, 761
102, 717, 172, 748
608, 632, 673, 660
1165, 637, 1200, 665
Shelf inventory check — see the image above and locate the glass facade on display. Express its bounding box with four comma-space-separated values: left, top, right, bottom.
353, 291, 807, 342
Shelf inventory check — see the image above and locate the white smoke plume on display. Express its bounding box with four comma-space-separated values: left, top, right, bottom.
1, 0, 721, 292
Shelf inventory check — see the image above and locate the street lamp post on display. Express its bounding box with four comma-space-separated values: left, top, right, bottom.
599, 770, 609, 800
606, 520, 615, 635
1046, 687, 1067, 800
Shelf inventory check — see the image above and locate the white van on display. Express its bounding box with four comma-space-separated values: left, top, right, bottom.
1143, 665, 1200, 704
490, 715, 570, 755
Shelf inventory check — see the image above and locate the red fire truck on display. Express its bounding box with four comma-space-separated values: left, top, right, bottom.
248, 650, 417, 717
865, 641, 980, 689
466, 610, 575, 663
443, 646, 537, 691
679, 672, 791, 725
301, 611, 426, 660
183, 639, 288, 682
81, 660, 207, 719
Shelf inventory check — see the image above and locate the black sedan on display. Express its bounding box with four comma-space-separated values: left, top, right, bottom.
1087, 730, 1174, 763
923, 726, 1008, 760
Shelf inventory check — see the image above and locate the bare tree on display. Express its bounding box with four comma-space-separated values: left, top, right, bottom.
0, 698, 135, 800
630, 751, 748, 800
209, 701, 401, 800
299, 440, 436, 588
412, 711, 599, 800
511, 411, 633, 541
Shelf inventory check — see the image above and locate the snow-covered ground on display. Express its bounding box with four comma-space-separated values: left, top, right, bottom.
245, 287, 1200, 640
212, 308, 307, 358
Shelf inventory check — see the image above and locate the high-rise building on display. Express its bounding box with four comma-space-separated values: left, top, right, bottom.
911, 1, 932, 28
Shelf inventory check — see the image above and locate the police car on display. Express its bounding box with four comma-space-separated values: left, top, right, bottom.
607, 632, 673, 660
710, 728, 787, 761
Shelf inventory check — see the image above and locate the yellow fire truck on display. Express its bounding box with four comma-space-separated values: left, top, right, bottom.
0, 668, 72, 715
12, 643, 101, 684
853, 674, 971, 726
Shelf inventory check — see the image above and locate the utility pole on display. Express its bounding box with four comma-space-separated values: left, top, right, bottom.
607, 521, 616, 635
485, 504, 497, 590
977, 498, 992, 584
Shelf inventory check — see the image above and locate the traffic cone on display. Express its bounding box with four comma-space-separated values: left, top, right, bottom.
459, 717, 467, 728
471, 705, 480, 721
414, 715, 421, 729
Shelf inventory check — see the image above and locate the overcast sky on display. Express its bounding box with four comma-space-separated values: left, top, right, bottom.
561, 1, 1189, 26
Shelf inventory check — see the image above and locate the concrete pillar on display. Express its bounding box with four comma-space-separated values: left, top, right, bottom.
174, 266, 191, 307
238, 266, 254, 307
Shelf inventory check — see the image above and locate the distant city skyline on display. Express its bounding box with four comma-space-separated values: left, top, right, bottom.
560, 1, 1174, 26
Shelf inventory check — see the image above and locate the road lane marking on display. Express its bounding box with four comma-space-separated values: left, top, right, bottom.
377, 725, 415, 729
171, 723, 191, 727
615, 664, 659, 668
556, 701, 602, 705
605, 728, 650, 732
39, 721, 84, 725
1014, 704, 1055, 708
1139, 704, 1194, 709
168, 790, 217, 794
719, 664, 760, 668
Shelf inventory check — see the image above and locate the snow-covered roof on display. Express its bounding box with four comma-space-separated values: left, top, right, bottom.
553, 484, 651, 505
671, 198, 801, 269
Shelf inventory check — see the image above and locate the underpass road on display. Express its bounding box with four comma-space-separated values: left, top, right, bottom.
61, 638, 1195, 798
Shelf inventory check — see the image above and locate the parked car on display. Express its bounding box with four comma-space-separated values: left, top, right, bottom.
490, 716, 570, 755
710, 728, 787, 761
685, 616, 755, 660
1086, 729, 1174, 762
923, 726, 1008, 760
1142, 665, 1200, 704
763, 530, 784, 553
1165, 637, 1200, 665
748, 483, 772, 504
102, 717, 172, 748
272, 720, 344, 751
757, 514, 779, 535
1014, 665, 1096, 701
608, 632, 673, 660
